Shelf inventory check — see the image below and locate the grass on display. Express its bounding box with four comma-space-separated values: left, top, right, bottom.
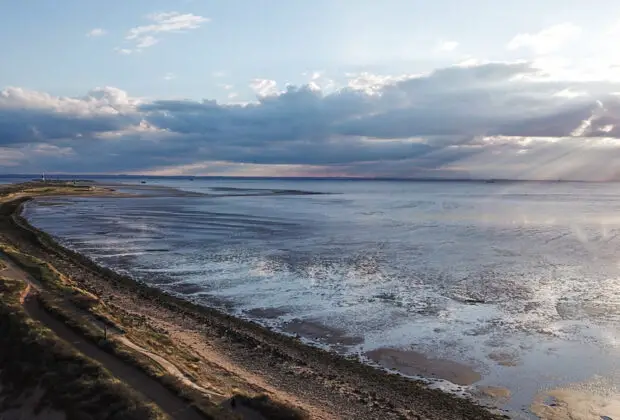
0, 181, 99, 199
0, 275, 167, 419
0, 246, 217, 414
36, 293, 233, 419
0, 243, 310, 420
0, 244, 240, 419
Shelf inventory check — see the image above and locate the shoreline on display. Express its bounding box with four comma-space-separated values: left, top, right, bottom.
0, 183, 506, 419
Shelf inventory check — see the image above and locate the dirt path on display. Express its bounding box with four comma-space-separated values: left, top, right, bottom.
0, 256, 207, 420
116, 335, 225, 398
4, 255, 224, 400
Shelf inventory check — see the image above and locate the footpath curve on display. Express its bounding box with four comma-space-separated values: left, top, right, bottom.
1, 255, 209, 420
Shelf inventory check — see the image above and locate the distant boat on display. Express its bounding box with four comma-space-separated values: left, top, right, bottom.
141, 181, 147, 184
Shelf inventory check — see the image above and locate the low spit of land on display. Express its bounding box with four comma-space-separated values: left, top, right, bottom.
0, 182, 507, 420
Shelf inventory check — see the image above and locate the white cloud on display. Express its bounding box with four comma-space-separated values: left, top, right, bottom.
507, 23, 582, 54
218, 84, 234, 90
436, 41, 459, 52
118, 11, 208, 53
301, 71, 335, 93
346, 72, 419, 94
0, 86, 139, 119
136, 35, 159, 49
87, 28, 106, 37
553, 88, 587, 98
456, 57, 483, 67
212, 71, 226, 78
163, 72, 176, 81
250, 79, 279, 96
608, 20, 620, 34
127, 11, 208, 40
114, 48, 133, 55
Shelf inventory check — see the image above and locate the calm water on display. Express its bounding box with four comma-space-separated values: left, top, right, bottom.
24, 178, 620, 415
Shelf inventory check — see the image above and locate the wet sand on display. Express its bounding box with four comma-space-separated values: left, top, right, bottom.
283, 319, 364, 346
365, 347, 482, 386
531, 386, 620, 419
245, 307, 290, 319
478, 386, 511, 402
487, 351, 521, 367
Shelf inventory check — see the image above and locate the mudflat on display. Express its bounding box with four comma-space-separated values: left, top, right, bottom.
0, 182, 505, 419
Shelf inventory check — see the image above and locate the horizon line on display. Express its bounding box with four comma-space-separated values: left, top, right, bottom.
0, 173, 611, 183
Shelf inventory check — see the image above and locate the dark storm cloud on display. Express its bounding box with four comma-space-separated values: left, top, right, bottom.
0, 108, 137, 145
0, 86, 140, 147
140, 62, 614, 142
3, 62, 620, 178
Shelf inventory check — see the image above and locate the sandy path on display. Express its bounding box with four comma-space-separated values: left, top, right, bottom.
3, 248, 222, 401
115, 335, 225, 398
0, 256, 206, 420
162, 323, 334, 420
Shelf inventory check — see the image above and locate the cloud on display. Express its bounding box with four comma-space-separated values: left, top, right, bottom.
127, 11, 209, 39
608, 20, 620, 35
507, 23, 582, 54
249, 79, 279, 96
302, 71, 335, 93
0, 86, 141, 145
0, 147, 25, 167
86, 28, 106, 37
163, 72, 176, 81
3, 62, 620, 179
118, 11, 209, 53
345, 72, 419, 94
114, 48, 133, 55
436, 41, 459, 52
136, 35, 159, 48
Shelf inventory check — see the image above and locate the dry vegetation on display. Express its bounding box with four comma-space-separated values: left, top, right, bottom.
0, 273, 167, 419
1, 244, 304, 419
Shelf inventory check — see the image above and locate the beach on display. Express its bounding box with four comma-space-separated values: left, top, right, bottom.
0, 181, 503, 419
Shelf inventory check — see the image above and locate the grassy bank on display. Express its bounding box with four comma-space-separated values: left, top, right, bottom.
0, 274, 166, 419
1, 239, 302, 420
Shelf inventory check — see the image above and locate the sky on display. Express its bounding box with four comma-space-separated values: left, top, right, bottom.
3, 0, 620, 179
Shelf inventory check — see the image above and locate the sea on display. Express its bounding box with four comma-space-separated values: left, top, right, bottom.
13, 176, 620, 416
